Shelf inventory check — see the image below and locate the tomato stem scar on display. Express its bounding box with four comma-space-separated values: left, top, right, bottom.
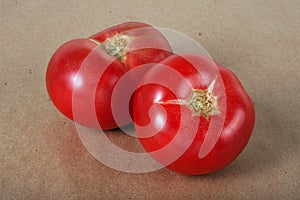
158, 78, 220, 119
89, 34, 133, 62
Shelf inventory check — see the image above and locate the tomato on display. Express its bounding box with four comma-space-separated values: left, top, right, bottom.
133, 53, 255, 175
46, 22, 172, 130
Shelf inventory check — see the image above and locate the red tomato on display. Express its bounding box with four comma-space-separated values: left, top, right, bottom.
133, 53, 255, 175
46, 22, 172, 130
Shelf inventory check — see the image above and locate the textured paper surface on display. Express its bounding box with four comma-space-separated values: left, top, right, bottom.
1, 0, 299, 199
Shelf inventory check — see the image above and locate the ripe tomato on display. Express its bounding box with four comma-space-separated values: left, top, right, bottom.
46, 22, 172, 130
133, 53, 255, 175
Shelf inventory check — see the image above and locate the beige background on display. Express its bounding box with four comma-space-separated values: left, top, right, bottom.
1, 0, 299, 199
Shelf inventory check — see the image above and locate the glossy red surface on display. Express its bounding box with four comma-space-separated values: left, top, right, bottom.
46, 22, 172, 130
134, 53, 255, 175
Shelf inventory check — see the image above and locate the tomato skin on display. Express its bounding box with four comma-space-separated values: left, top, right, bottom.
134, 53, 255, 175
46, 22, 172, 130
46, 39, 96, 123
46, 39, 127, 129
